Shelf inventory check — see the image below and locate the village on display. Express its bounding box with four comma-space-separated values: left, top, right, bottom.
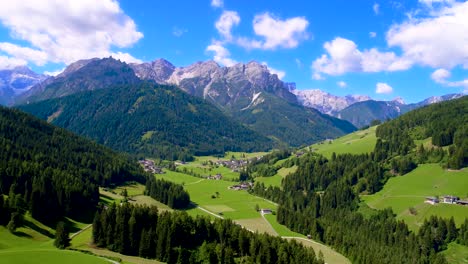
138, 159, 165, 174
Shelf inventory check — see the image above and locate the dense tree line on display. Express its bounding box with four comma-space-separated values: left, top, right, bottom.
93, 203, 323, 264
0, 106, 147, 224
145, 177, 190, 209
19, 81, 273, 161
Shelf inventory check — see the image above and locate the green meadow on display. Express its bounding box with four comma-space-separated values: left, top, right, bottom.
255, 165, 297, 187
310, 126, 377, 158
362, 164, 468, 230
0, 225, 108, 264
156, 170, 273, 219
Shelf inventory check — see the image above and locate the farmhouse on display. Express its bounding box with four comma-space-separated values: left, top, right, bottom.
207, 174, 222, 180
260, 209, 272, 214
456, 200, 468, 206
424, 197, 439, 205
442, 195, 459, 204
229, 182, 253, 191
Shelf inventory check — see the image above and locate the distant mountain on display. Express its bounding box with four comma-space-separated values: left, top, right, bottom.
0, 66, 47, 105
291, 88, 371, 116
131, 59, 356, 146
337, 94, 465, 128
17, 57, 140, 104
19, 81, 273, 160
337, 100, 403, 128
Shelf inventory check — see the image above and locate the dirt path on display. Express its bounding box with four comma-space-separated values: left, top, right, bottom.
194, 204, 224, 219
70, 224, 92, 239
260, 213, 278, 236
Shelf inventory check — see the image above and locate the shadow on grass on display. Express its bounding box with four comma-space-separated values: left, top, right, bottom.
12, 230, 33, 238
24, 220, 54, 238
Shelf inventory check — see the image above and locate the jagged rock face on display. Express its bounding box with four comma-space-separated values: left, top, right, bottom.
0, 66, 47, 105
131, 60, 297, 110
131, 59, 175, 83
291, 89, 371, 115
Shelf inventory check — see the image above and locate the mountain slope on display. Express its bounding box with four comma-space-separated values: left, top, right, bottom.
132, 59, 356, 146
235, 92, 356, 146
338, 100, 403, 128
0, 106, 147, 223
0, 66, 47, 105
17, 57, 140, 104
19, 81, 273, 160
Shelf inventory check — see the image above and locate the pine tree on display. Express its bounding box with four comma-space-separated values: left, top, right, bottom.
54, 221, 70, 249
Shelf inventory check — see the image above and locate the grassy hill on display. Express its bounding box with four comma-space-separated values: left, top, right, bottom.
309, 125, 377, 158
362, 164, 468, 231
0, 222, 108, 264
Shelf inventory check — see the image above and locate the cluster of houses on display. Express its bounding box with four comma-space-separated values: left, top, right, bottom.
215, 157, 262, 172
138, 159, 164, 174
425, 195, 468, 206
206, 173, 223, 180
229, 181, 254, 191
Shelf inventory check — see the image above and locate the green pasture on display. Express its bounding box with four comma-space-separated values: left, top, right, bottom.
362, 164, 468, 230
255, 165, 297, 187
310, 126, 377, 158
156, 172, 273, 219
0, 225, 107, 264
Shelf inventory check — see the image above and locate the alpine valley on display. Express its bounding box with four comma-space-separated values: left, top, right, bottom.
1, 56, 467, 264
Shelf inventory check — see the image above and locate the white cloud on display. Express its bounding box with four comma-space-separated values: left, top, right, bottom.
376, 82, 393, 94
0, 42, 48, 66
0, 0, 143, 68
337, 81, 347, 88
211, 0, 224, 8
0, 55, 27, 69
369, 32, 377, 38
431, 68, 468, 91
172, 26, 188, 37
237, 13, 309, 50
312, 37, 412, 77
373, 3, 380, 14
215, 10, 240, 41
387, 1, 468, 69
261, 62, 285, 80
431, 68, 451, 83
206, 42, 237, 66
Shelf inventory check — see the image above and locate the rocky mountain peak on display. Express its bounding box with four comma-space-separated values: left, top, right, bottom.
292, 89, 371, 115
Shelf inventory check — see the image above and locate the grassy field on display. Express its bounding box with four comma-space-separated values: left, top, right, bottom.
0, 226, 108, 264
310, 126, 377, 158
255, 165, 297, 187
156, 171, 273, 219
362, 164, 468, 230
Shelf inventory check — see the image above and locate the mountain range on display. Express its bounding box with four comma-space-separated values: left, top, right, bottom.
5, 57, 465, 140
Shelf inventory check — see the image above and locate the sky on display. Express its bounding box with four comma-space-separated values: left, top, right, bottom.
0, 0, 467, 103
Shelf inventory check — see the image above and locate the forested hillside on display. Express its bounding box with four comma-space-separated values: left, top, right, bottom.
19, 81, 273, 161
0, 106, 147, 224
376, 95, 467, 169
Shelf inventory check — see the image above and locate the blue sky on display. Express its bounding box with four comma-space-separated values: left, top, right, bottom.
0, 0, 467, 103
